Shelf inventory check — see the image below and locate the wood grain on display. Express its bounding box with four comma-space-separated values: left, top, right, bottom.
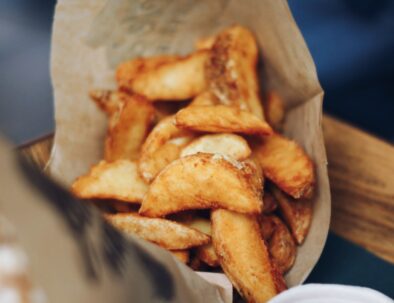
323, 115, 394, 263
18, 115, 394, 263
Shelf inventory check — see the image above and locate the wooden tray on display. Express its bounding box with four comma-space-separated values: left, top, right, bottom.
19, 114, 394, 263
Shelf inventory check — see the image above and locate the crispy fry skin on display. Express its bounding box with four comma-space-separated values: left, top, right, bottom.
206, 25, 265, 120
118, 51, 209, 101
71, 160, 148, 203
175, 105, 273, 136
89, 89, 126, 115
265, 91, 285, 131
180, 133, 251, 160
116, 55, 180, 91
263, 191, 278, 214
139, 153, 263, 217
170, 250, 190, 264
138, 116, 194, 182
105, 213, 209, 250
253, 134, 315, 199
212, 209, 286, 302
271, 186, 313, 245
104, 94, 155, 161
261, 215, 296, 274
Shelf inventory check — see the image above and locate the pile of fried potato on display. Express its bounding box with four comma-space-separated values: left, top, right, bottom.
71, 25, 315, 303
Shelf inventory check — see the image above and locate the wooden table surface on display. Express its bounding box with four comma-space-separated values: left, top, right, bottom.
19, 115, 394, 264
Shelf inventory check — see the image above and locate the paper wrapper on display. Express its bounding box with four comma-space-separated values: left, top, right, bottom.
46, 0, 330, 300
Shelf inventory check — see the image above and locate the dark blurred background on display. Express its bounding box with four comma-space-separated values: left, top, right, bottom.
0, 0, 393, 298
0, 0, 393, 144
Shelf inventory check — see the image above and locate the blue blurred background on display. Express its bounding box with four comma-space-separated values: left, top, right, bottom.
0, 0, 393, 297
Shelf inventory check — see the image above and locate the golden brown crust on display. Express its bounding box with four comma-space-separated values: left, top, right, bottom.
206, 25, 265, 120
253, 133, 315, 199
118, 51, 209, 101
116, 55, 180, 91
211, 209, 285, 302
139, 153, 262, 217
105, 213, 209, 250
71, 160, 148, 203
270, 186, 313, 245
175, 105, 273, 136
104, 94, 155, 161
138, 116, 194, 182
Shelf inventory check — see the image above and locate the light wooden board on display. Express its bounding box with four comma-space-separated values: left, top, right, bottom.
18, 115, 394, 263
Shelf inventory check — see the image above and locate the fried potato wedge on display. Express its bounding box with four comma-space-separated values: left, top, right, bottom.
271, 186, 313, 245
181, 217, 211, 235
105, 213, 209, 250
180, 133, 251, 160
89, 89, 127, 115
212, 209, 286, 302
265, 91, 285, 131
71, 160, 148, 203
180, 217, 220, 267
118, 51, 208, 101
170, 250, 190, 264
116, 55, 180, 91
253, 134, 315, 199
139, 153, 263, 217
138, 116, 194, 182
197, 244, 219, 267
195, 35, 216, 50
261, 215, 296, 274
263, 191, 278, 214
206, 25, 265, 120
189, 91, 218, 107
104, 94, 155, 161
259, 214, 277, 241
175, 105, 273, 136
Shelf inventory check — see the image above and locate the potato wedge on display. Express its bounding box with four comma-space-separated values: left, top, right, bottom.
206, 25, 265, 120
189, 91, 218, 107
211, 209, 286, 302
180, 217, 220, 267
89, 89, 126, 115
175, 105, 273, 136
139, 153, 263, 217
104, 94, 155, 161
116, 55, 179, 91
271, 186, 313, 245
263, 191, 278, 214
118, 51, 209, 101
253, 134, 315, 199
105, 213, 209, 250
170, 250, 190, 264
71, 160, 148, 203
265, 91, 285, 131
195, 35, 216, 50
180, 134, 251, 160
139, 116, 194, 182
259, 214, 277, 241
181, 217, 211, 235
261, 215, 296, 274
197, 244, 219, 267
